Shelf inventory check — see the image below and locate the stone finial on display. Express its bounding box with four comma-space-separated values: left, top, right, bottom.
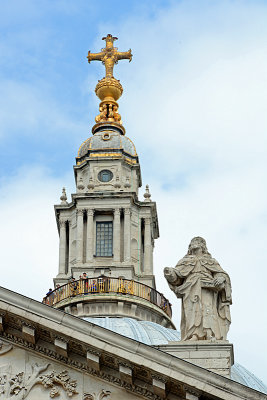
144, 184, 151, 202
60, 187, 68, 205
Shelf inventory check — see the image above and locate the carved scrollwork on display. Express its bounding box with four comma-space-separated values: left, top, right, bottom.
86, 208, 95, 217
39, 369, 78, 398
53, 334, 68, 344
0, 363, 78, 399
0, 340, 13, 355
151, 374, 167, 384
77, 209, 83, 216
2, 331, 164, 400
84, 389, 111, 400
0, 363, 49, 399
59, 219, 67, 228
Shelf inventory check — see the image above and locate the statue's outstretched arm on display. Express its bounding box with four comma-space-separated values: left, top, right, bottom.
164, 267, 183, 286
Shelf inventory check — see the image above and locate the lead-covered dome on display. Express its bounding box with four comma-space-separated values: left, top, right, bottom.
77, 126, 137, 164
84, 317, 180, 345
84, 317, 267, 394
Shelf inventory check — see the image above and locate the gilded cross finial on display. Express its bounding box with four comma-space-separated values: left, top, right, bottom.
87, 35, 133, 135
87, 34, 132, 79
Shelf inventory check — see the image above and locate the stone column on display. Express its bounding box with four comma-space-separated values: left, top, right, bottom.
113, 208, 121, 262
86, 208, 94, 262
144, 217, 152, 274
76, 209, 84, 263
68, 219, 73, 274
124, 208, 131, 262
58, 219, 66, 275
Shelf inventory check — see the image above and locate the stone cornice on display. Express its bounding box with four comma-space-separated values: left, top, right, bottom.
0, 286, 265, 400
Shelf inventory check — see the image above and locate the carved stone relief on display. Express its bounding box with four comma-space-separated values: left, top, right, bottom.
0, 340, 13, 355
84, 389, 111, 400
0, 334, 163, 399
0, 363, 78, 399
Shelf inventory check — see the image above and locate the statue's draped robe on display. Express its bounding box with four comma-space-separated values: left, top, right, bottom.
168, 255, 231, 340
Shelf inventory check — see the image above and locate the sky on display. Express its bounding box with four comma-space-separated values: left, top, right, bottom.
0, 0, 267, 385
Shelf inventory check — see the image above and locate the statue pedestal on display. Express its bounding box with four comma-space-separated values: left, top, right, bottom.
155, 341, 234, 378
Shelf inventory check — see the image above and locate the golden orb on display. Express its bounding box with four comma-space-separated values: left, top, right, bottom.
95, 77, 123, 101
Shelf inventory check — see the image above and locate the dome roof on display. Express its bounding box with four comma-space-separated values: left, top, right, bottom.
84, 317, 267, 394
231, 364, 267, 394
84, 317, 180, 345
77, 127, 137, 159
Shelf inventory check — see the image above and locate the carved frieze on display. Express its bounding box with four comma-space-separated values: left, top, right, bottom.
84, 389, 111, 400
0, 340, 13, 355
0, 363, 78, 399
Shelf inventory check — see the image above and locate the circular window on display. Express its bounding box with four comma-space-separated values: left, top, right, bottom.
98, 170, 113, 182
102, 132, 111, 141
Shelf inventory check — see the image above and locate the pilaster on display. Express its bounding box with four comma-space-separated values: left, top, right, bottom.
76, 209, 84, 263
113, 208, 121, 262
58, 219, 67, 275
144, 217, 152, 274
86, 208, 94, 262
124, 208, 131, 262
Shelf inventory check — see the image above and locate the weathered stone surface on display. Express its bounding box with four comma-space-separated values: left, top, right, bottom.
0, 344, 139, 400
156, 341, 233, 378
164, 237, 232, 341
0, 287, 265, 400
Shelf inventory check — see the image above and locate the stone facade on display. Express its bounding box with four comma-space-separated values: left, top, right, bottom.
0, 344, 139, 400
156, 341, 234, 378
0, 287, 265, 400
54, 128, 159, 290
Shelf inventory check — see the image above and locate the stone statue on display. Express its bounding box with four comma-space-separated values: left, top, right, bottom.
164, 237, 232, 341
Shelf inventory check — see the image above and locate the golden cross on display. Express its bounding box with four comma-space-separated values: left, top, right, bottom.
87, 34, 132, 79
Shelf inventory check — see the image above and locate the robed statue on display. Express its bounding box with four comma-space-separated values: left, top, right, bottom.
164, 237, 232, 341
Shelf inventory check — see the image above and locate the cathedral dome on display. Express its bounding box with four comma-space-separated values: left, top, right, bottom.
84, 317, 180, 345
77, 126, 137, 160
84, 317, 267, 395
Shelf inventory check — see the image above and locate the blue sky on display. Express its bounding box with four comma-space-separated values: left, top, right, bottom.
1, 0, 267, 385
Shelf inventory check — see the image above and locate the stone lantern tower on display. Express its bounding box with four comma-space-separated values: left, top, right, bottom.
46, 35, 174, 329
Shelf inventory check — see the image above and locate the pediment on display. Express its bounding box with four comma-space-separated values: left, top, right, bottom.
0, 287, 265, 400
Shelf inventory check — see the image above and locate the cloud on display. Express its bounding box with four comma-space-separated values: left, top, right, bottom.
0, 166, 73, 301
0, 0, 267, 386
105, 0, 267, 382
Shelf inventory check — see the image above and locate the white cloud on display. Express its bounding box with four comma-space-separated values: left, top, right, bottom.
103, 1, 267, 382
1, 0, 267, 387
0, 79, 87, 140
0, 167, 73, 301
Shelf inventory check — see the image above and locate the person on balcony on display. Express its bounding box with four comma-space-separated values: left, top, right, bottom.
81, 272, 89, 294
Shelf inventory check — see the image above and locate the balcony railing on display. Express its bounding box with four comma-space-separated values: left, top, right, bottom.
43, 277, 172, 318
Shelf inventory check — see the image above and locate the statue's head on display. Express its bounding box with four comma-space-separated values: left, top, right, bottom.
187, 236, 210, 255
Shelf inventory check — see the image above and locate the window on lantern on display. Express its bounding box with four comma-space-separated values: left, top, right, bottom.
96, 222, 113, 256
98, 170, 113, 182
